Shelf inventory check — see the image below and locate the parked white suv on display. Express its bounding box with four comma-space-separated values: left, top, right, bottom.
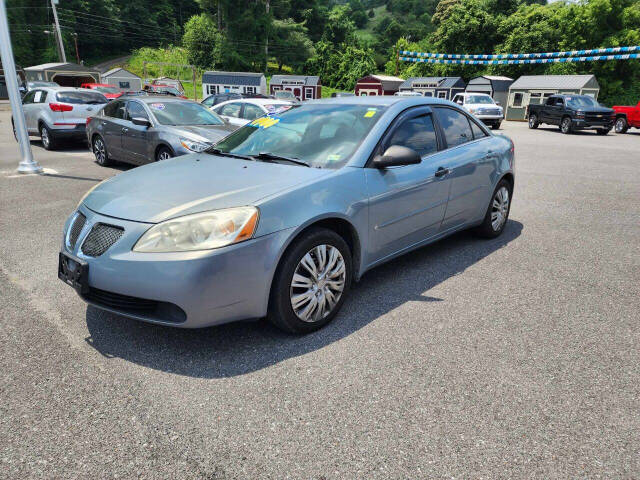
16, 87, 108, 150
452, 93, 504, 129
211, 99, 294, 127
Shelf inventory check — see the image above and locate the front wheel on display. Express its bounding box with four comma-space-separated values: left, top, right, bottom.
614, 117, 628, 134
560, 117, 573, 134
528, 114, 539, 129
156, 146, 173, 161
268, 228, 352, 334
491, 121, 501, 130
596, 128, 610, 136
475, 179, 512, 238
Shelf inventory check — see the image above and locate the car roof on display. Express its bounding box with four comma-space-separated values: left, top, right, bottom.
134, 95, 195, 104
214, 98, 293, 108
305, 96, 455, 108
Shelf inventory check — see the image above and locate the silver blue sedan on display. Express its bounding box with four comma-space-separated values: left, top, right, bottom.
59, 96, 515, 334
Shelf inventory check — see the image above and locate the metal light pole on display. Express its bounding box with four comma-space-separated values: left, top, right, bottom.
71, 32, 80, 64
50, 0, 66, 63
0, 0, 42, 173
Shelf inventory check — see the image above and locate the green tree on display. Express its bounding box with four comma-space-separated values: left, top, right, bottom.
182, 14, 223, 69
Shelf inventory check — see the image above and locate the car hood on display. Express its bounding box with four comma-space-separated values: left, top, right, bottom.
83, 155, 331, 223
168, 124, 237, 143
580, 106, 614, 113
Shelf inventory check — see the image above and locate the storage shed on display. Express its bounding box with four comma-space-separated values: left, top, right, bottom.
506, 74, 600, 121
202, 71, 267, 97
101, 67, 142, 92
466, 75, 513, 108
398, 76, 466, 100
269, 75, 321, 100
24, 62, 100, 87
355, 74, 404, 96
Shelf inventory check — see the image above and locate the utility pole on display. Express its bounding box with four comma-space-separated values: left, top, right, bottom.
0, 0, 42, 173
264, 0, 269, 74
71, 32, 79, 64
50, 0, 66, 63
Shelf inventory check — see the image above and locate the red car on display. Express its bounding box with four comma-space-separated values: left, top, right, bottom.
80, 83, 123, 100
143, 84, 188, 99
612, 101, 640, 133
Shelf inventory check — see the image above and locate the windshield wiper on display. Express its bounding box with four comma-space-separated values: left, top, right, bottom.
206, 147, 253, 160
251, 152, 311, 167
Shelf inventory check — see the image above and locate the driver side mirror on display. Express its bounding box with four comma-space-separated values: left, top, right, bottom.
373, 145, 421, 168
495, 101, 501, 106
456, 99, 463, 105
131, 117, 151, 127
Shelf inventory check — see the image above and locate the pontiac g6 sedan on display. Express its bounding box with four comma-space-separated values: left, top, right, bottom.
59, 97, 515, 334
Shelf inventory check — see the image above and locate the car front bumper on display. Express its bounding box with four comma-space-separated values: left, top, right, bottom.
60, 205, 294, 328
571, 118, 614, 130
475, 114, 503, 123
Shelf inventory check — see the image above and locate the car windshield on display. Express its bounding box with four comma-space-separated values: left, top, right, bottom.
30, 81, 57, 87
148, 101, 225, 126
95, 86, 120, 94
156, 87, 181, 95
566, 96, 598, 109
212, 103, 388, 169
56, 91, 107, 104
466, 95, 494, 104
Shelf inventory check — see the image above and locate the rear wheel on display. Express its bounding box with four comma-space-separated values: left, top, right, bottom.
39, 123, 57, 150
492, 121, 501, 130
475, 179, 512, 238
615, 117, 628, 134
268, 228, 352, 334
92, 135, 111, 166
528, 114, 539, 129
560, 117, 573, 134
156, 146, 173, 161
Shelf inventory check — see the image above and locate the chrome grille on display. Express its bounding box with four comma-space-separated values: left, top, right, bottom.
81, 224, 124, 257
68, 213, 86, 249
478, 108, 501, 116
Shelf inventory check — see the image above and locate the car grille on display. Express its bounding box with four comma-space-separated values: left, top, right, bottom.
68, 213, 86, 249
81, 223, 124, 257
585, 113, 610, 122
477, 108, 501, 116
84, 287, 186, 323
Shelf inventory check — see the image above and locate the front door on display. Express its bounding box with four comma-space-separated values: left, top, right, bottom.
99, 99, 128, 158
21, 90, 39, 132
365, 107, 451, 265
121, 100, 151, 164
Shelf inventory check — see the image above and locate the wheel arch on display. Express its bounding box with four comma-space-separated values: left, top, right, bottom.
154, 143, 175, 160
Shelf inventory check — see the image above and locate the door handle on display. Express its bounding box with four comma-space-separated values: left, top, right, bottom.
435, 167, 450, 177
122, 127, 129, 133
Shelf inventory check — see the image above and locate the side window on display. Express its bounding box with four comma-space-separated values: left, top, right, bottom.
435, 107, 473, 148
126, 101, 149, 121
555, 97, 564, 107
201, 96, 215, 107
546, 97, 556, 106
22, 91, 37, 104
470, 119, 488, 140
33, 90, 47, 103
512, 92, 524, 107
219, 102, 242, 118
119, 81, 130, 89
242, 103, 264, 121
114, 102, 127, 119
386, 114, 438, 157
102, 100, 119, 117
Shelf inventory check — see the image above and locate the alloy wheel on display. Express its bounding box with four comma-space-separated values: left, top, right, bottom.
615, 118, 626, 133
94, 138, 106, 164
491, 186, 509, 231
41, 127, 49, 148
157, 150, 172, 161
561, 118, 571, 134
290, 244, 346, 323
529, 115, 537, 128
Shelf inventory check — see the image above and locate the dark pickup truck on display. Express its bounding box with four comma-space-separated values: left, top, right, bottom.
527, 94, 614, 135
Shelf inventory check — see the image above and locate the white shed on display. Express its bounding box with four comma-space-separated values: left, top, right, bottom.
101, 67, 142, 92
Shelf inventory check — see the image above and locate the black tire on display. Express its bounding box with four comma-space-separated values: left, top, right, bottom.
39, 123, 57, 150
560, 116, 573, 134
596, 128, 610, 136
528, 114, 539, 129
268, 228, 352, 334
92, 135, 111, 166
491, 121, 501, 130
614, 117, 628, 134
475, 179, 512, 239
156, 146, 173, 162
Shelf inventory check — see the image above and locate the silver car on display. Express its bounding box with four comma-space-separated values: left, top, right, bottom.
16, 86, 107, 150
87, 96, 237, 166
59, 97, 514, 334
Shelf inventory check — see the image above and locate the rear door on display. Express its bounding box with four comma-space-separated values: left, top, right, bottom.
121, 100, 151, 164
434, 106, 493, 230
241, 103, 265, 122
98, 99, 128, 159
216, 102, 246, 126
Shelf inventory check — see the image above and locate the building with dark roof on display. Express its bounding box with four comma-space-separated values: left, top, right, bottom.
23, 62, 101, 87
355, 75, 405, 96
465, 75, 513, 109
202, 71, 267, 97
269, 75, 321, 100
506, 74, 600, 121
101, 67, 142, 91
398, 76, 466, 100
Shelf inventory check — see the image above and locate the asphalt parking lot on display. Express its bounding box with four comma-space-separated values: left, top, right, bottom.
1, 110, 638, 478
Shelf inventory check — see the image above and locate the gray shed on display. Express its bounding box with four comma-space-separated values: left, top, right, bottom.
269, 75, 321, 100
398, 76, 466, 100
202, 71, 267, 97
466, 76, 513, 109
506, 74, 600, 121
101, 67, 142, 92
23, 62, 100, 87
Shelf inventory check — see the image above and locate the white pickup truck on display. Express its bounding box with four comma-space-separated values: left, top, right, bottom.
452, 92, 504, 130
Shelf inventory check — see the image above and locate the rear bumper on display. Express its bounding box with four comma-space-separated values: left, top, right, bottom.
50, 124, 87, 139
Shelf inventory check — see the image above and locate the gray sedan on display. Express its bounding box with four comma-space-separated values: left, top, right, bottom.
87, 96, 237, 166
60, 97, 514, 334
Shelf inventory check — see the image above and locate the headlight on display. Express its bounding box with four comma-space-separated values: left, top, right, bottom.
180, 137, 209, 152
133, 206, 259, 252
